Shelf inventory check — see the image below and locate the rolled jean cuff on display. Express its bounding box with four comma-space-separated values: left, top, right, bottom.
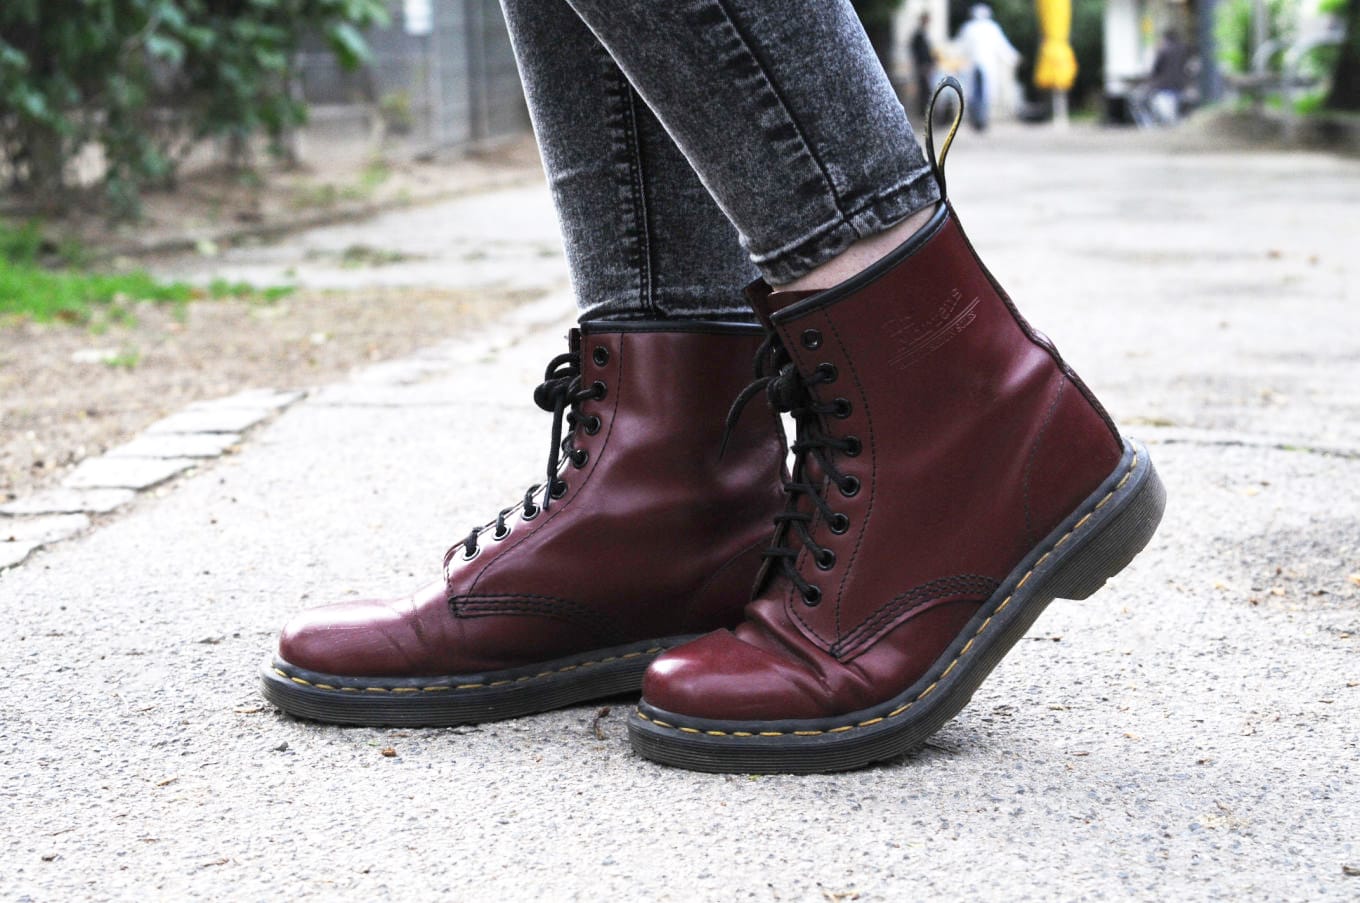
750, 165, 941, 285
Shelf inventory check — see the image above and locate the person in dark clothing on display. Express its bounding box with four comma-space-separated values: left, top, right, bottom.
909, 13, 936, 118
1143, 28, 1193, 124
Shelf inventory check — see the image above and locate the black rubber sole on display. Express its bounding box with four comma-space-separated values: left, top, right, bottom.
628, 439, 1166, 774
261, 635, 698, 727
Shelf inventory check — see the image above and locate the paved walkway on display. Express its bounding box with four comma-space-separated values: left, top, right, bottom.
3, 127, 1359, 900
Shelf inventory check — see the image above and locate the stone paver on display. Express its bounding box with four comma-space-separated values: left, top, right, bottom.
61, 456, 198, 490
188, 388, 304, 411
144, 407, 273, 435
0, 488, 135, 516
104, 433, 243, 460
0, 541, 38, 570
0, 514, 90, 544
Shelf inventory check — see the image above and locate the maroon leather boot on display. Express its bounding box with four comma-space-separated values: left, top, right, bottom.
261, 320, 786, 726
629, 155, 1165, 774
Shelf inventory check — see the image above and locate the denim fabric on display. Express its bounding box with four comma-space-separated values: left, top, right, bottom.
500, 0, 939, 319
501, 0, 757, 321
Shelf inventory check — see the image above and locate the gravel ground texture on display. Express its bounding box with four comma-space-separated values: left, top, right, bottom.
2, 123, 1359, 901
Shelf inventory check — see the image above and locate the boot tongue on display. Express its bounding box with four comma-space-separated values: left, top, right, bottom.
744, 280, 819, 327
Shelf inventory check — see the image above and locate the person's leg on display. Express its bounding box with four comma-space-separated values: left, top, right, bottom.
554, 19, 1165, 768
559, 0, 941, 288
501, 0, 758, 320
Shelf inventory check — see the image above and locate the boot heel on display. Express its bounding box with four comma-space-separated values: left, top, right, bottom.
1047, 443, 1165, 601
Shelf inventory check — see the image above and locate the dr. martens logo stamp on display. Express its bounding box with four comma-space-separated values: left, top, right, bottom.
884, 288, 980, 369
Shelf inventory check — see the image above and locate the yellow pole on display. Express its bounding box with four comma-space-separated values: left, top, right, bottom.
1034, 0, 1077, 126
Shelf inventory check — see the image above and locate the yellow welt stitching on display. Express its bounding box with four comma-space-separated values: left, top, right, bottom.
641, 453, 1144, 741
276, 641, 665, 695
705, 730, 728, 737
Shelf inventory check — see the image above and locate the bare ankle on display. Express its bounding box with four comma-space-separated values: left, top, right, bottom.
782, 204, 939, 293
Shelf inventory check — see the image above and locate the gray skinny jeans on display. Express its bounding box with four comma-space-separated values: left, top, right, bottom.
499, 0, 939, 321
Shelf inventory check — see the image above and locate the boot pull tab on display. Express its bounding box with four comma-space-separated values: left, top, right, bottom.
925, 76, 965, 198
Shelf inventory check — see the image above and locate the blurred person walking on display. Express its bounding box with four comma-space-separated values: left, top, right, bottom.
954, 3, 1022, 130
263, 0, 1164, 774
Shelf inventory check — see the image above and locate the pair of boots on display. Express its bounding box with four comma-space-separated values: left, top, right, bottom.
261, 171, 1164, 777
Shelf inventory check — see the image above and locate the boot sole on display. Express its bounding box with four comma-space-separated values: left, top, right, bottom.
261, 635, 699, 727
628, 438, 1166, 774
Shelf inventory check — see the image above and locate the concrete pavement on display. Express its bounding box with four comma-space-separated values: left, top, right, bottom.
2, 126, 1358, 900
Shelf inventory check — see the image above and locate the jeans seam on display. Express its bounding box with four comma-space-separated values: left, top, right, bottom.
622, 87, 658, 317
597, 44, 656, 319
711, 0, 848, 222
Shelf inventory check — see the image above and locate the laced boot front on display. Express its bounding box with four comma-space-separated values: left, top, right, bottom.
262, 320, 786, 726
630, 87, 1166, 773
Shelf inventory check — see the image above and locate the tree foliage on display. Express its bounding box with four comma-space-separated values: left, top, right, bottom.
0, 0, 389, 217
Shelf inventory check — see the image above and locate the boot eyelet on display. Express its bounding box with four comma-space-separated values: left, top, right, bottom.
802, 585, 822, 606
843, 436, 862, 457
832, 398, 852, 419
550, 480, 568, 499
828, 513, 850, 534
521, 505, 540, 521
571, 449, 589, 469
583, 415, 602, 435
814, 363, 838, 383
592, 380, 607, 399
815, 549, 836, 571
839, 476, 861, 497
592, 346, 610, 366
493, 523, 511, 541
461, 545, 481, 562
801, 329, 823, 349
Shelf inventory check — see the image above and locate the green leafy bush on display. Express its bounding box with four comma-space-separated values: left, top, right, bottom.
0, 0, 389, 218
0, 218, 292, 324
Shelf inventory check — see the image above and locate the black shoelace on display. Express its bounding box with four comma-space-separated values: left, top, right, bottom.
443, 348, 604, 572
724, 333, 860, 606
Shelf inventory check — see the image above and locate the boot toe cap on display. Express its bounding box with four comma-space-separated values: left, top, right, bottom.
641, 629, 834, 722
277, 594, 431, 677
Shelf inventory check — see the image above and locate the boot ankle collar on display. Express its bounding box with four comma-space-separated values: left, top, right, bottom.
579, 319, 763, 337
761, 203, 953, 325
